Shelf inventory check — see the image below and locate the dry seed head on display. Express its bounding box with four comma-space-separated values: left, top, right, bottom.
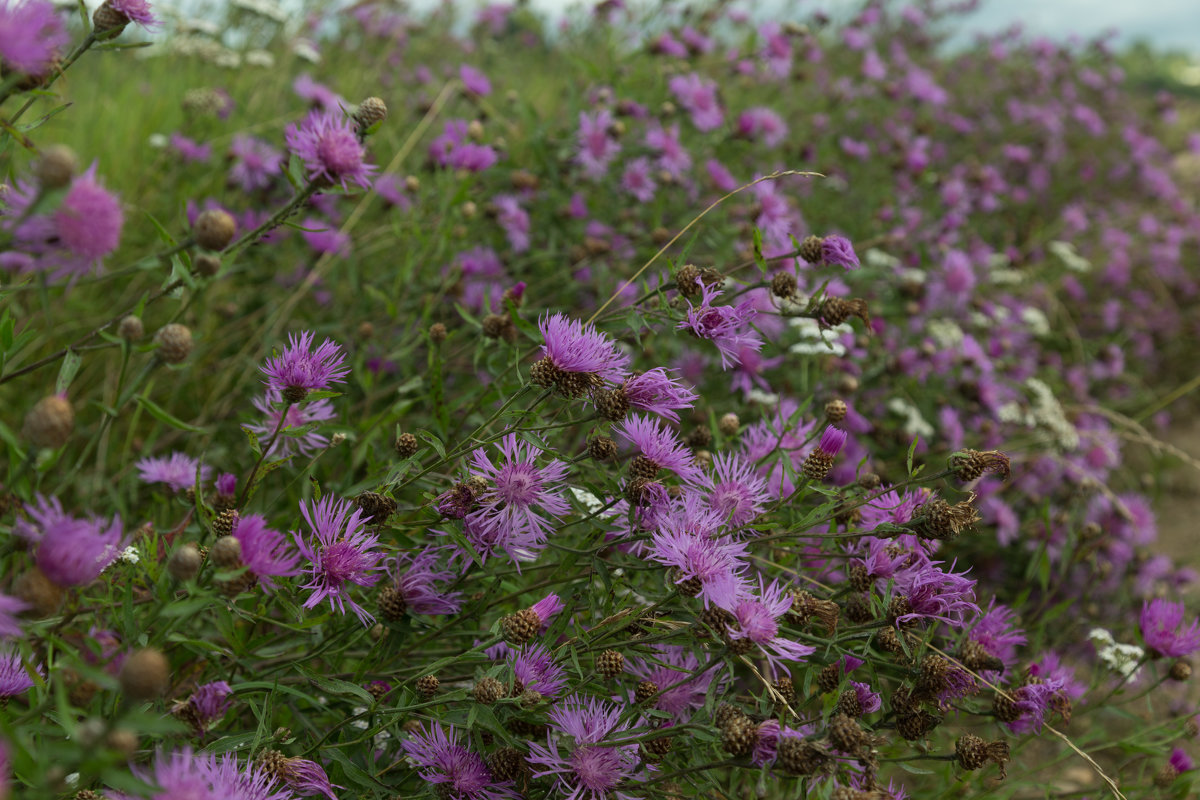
354, 491, 397, 525
501, 608, 541, 645
824, 398, 847, 423
770, 271, 797, 298
836, 688, 862, 718
597, 650, 624, 679
378, 586, 408, 621
816, 663, 841, 694
118, 315, 144, 341
23, 395, 74, 450
194, 209, 237, 251
848, 564, 872, 593
487, 748, 528, 783
473, 677, 504, 704
119, 648, 170, 701
844, 593, 873, 624
895, 708, 941, 741
778, 738, 829, 776
394, 432, 419, 458
772, 675, 795, 704
718, 412, 740, 436
684, 427, 712, 449
828, 713, 866, 753
820, 297, 871, 328
949, 449, 1011, 482
167, 543, 203, 581
153, 324, 193, 364
720, 714, 757, 756
354, 97, 388, 131
799, 235, 824, 264
416, 674, 440, 698
587, 436, 617, 461
635, 680, 659, 704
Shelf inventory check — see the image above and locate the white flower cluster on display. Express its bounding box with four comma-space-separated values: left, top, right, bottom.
231, 0, 288, 23
996, 377, 1080, 451
1088, 628, 1144, 679
788, 317, 852, 357
1048, 240, 1092, 273
886, 397, 935, 440
926, 318, 964, 349
865, 248, 902, 270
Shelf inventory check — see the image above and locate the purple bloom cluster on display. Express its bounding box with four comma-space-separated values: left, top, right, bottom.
15, 495, 126, 587
293, 496, 384, 625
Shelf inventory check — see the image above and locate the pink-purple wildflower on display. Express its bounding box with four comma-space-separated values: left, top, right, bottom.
293, 496, 384, 625
0, 0, 67, 76
14, 495, 126, 587
526, 698, 643, 800
136, 452, 211, 492
261, 331, 350, 399
1140, 598, 1200, 658
286, 110, 376, 191
401, 724, 519, 800
231, 514, 301, 591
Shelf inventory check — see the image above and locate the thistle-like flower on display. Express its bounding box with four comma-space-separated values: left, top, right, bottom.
261, 331, 349, 403
401, 723, 519, 800
526, 698, 643, 800
135, 452, 210, 492
293, 496, 384, 625
531, 313, 630, 397
14, 495, 126, 587
285, 110, 377, 191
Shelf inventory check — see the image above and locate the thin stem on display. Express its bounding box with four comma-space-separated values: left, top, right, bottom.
237, 402, 292, 508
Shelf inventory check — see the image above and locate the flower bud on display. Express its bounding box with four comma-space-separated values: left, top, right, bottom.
23, 394, 74, 450
153, 324, 193, 364
36, 145, 78, 189
718, 413, 740, 436
119, 648, 170, 701
118, 315, 145, 341
167, 543, 203, 581
194, 209, 236, 251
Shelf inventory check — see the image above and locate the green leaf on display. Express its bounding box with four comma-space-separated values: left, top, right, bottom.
298, 668, 375, 705
241, 425, 262, 456
135, 396, 209, 433
55, 349, 82, 395
906, 436, 919, 476
418, 430, 446, 459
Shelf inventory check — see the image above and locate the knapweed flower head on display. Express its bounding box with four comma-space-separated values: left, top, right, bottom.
0, 595, 26, 639
14, 495, 126, 587
285, 110, 376, 191
527, 697, 643, 800
99, 0, 159, 30
892, 560, 980, 629
0, 0, 68, 76
966, 600, 1026, 673
708, 451, 769, 528
384, 547, 463, 615
261, 330, 350, 401
174, 681, 233, 736
293, 496, 384, 625
718, 578, 817, 673
122, 747, 290, 800
509, 643, 567, 698
0, 649, 38, 698
648, 523, 748, 608
38, 164, 123, 279
248, 389, 336, 458
627, 644, 726, 721
231, 514, 301, 590
612, 368, 698, 423
229, 134, 284, 192
678, 279, 763, 370
401, 723, 519, 800
576, 108, 621, 180
615, 413, 708, 487
1140, 598, 1200, 658
668, 71, 724, 131
820, 234, 860, 270
256, 750, 338, 799
467, 434, 570, 550
136, 452, 211, 492
532, 313, 631, 396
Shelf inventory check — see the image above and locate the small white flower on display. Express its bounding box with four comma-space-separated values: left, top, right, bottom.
148, 133, 168, 149
1048, 240, 1092, 273
866, 248, 902, 269
569, 488, 603, 514
120, 546, 140, 564
1089, 628, 1144, 679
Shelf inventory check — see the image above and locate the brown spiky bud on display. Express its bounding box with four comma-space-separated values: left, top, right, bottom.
394, 432, 419, 458
817, 663, 842, 694
720, 714, 758, 756
635, 680, 659, 704
949, 449, 1011, 482
597, 650, 624, 679
624, 477, 663, 506
1188, 717, 1200, 738
210, 535, 242, 568
473, 677, 504, 704
595, 387, 631, 421
1155, 763, 1180, 787
502, 608, 541, 645
773, 675, 795, 705
778, 738, 829, 776
955, 734, 1010, 778
675, 264, 702, 296
365, 681, 390, 701
714, 704, 742, 729
643, 729, 673, 758
529, 357, 562, 389
74, 791, 103, 800
355, 491, 397, 524
482, 313, 517, 343
519, 688, 544, 709
1170, 660, 1192, 682
23, 395, 74, 450
910, 495, 980, 541
488, 747, 527, 783
895, 708, 941, 741
587, 436, 617, 461
630, 455, 661, 481
194, 209, 237, 251
209, 508, 237, 537
378, 586, 407, 621
153, 324, 193, 364
684, 426, 712, 449
770, 271, 797, 298
354, 97, 388, 132
718, 413, 740, 436
848, 564, 872, 593
824, 398, 847, 423
802, 450, 835, 482
820, 297, 871, 328
119, 648, 170, 701
799, 235, 824, 265
416, 675, 440, 698
844, 593, 873, 624
856, 472, 881, 490
828, 713, 866, 753
960, 639, 1005, 674
787, 590, 840, 632
92, 0, 130, 32
991, 691, 1020, 723
558, 370, 600, 398
118, 315, 144, 341
428, 322, 447, 344
14, 567, 65, 615
672, 570, 702, 597
194, 254, 221, 277
37, 145, 78, 189
836, 688, 862, 718
875, 626, 907, 656
167, 543, 203, 581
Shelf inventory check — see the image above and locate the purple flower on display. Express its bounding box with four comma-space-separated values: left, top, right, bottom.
293, 73, 343, 112
136, 452, 211, 492
492, 194, 530, 253
527, 698, 643, 800
466, 434, 570, 558
261, 330, 350, 399
648, 526, 748, 608
620, 157, 657, 203
0, 595, 25, 639
286, 110, 376, 191
576, 109, 621, 180
678, 279, 762, 370
736, 107, 788, 148
627, 645, 725, 721
708, 452, 768, 528
261, 753, 338, 799
232, 514, 301, 591
718, 578, 816, 673
401, 724, 518, 800
509, 643, 567, 698
14, 495, 126, 587
615, 414, 708, 486
168, 133, 212, 164
229, 134, 283, 192
174, 681, 233, 736
615, 368, 697, 423
644, 122, 691, 179
384, 547, 462, 615
1140, 598, 1200, 658
248, 389, 336, 458
967, 600, 1026, 674
849, 681, 882, 714
0, 649, 38, 698
107, 0, 158, 29
293, 496, 384, 625
815, 425, 847, 458
459, 64, 492, 96
820, 234, 860, 270
529, 594, 565, 630
536, 313, 631, 387
126, 748, 291, 800
55, 164, 123, 265
668, 72, 724, 131
1170, 747, 1194, 774
892, 561, 979, 629
0, 0, 68, 76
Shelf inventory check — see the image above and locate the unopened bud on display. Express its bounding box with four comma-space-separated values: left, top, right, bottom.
119, 648, 170, 701
118, 315, 144, 341
153, 324, 193, 364
23, 394, 74, 450
167, 543, 203, 581
194, 209, 237, 251
36, 145, 78, 189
